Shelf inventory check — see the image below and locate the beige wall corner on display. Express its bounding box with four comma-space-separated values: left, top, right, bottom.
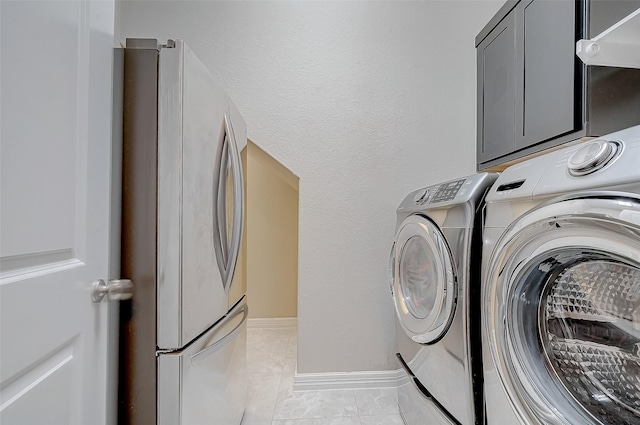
246, 141, 299, 319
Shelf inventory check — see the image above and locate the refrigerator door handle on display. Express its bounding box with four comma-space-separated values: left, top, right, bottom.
212, 113, 245, 292
220, 113, 245, 292
213, 113, 241, 289
216, 136, 230, 268
190, 302, 248, 366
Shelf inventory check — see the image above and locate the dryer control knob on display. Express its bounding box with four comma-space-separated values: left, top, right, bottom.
567, 140, 619, 176
413, 189, 429, 204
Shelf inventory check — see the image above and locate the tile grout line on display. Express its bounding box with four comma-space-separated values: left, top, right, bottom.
354, 389, 361, 422
270, 333, 288, 425
272, 330, 296, 425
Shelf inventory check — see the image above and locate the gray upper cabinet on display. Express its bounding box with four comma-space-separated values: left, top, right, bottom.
476, 0, 640, 170
515, 0, 575, 149
477, 13, 516, 164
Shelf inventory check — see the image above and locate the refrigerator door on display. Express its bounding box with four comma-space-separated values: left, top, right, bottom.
157, 297, 248, 425
157, 40, 232, 349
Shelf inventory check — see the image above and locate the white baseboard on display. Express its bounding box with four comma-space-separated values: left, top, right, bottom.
294, 369, 403, 391
247, 317, 298, 329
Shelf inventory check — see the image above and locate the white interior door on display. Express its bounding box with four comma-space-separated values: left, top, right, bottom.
0, 1, 116, 424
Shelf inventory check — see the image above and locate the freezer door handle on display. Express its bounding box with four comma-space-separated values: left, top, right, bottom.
212, 113, 245, 292
190, 302, 248, 365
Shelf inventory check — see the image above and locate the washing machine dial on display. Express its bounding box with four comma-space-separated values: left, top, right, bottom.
567, 139, 619, 176
413, 189, 429, 204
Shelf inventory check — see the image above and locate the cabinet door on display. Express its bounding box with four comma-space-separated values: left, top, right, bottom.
477, 13, 516, 164
515, 0, 576, 150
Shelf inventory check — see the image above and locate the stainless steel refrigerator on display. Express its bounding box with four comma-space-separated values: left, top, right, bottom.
117, 38, 247, 425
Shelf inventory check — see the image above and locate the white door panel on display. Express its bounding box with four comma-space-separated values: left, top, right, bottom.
0, 1, 115, 424
1, 343, 75, 424
1, 0, 80, 260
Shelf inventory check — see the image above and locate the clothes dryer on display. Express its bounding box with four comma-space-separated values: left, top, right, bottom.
390, 173, 497, 425
482, 124, 640, 425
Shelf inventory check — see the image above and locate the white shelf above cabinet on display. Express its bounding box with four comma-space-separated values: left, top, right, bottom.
576, 8, 640, 69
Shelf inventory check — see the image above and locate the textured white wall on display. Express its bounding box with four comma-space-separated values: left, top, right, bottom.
116, 0, 503, 373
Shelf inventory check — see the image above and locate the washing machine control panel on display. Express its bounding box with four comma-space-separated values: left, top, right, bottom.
397, 173, 497, 215
413, 188, 430, 204
430, 179, 465, 203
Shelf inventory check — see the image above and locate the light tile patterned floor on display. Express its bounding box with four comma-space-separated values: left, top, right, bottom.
241, 327, 404, 425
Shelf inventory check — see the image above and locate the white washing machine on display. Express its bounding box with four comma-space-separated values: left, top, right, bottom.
390, 173, 498, 425
482, 124, 640, 425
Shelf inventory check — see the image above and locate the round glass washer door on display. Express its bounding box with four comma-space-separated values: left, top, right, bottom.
391, 214, 457, 344
484, 194, 640, 425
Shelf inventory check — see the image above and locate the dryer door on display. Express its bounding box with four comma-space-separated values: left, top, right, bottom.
391, 214, 457, 344
484, 193, 640, 425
